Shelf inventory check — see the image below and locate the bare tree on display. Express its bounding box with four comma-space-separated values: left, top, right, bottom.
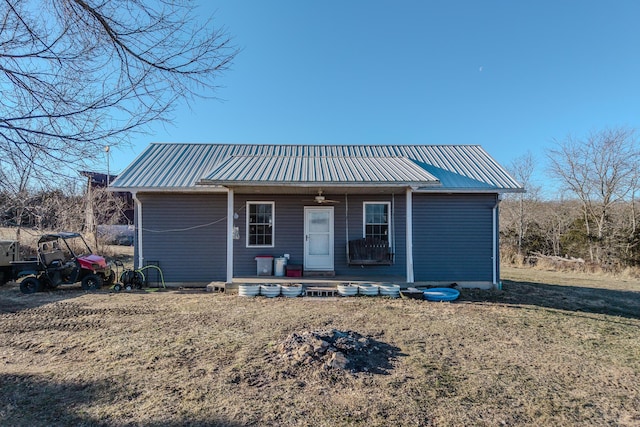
541, 198, 581, 257
502, 151, 539, 256
547, 127, 640, 263
83, 185, 128, 249
0, 137, 45, 241
0, 0, 237, 177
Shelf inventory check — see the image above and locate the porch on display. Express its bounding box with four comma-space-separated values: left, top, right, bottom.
207, 275, 477, 293
209, 275, 406, 297
231, 275, 406, 287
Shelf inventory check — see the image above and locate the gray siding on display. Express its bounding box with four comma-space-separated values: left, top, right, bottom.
233, 195, 305, 276
413, 193, 496, 282
233, 193, 406, 278
133, 191, 498, 284
138, 193, 227, 282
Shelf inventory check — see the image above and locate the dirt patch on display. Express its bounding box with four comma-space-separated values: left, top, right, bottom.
277, 329, 402, 374
2, 300, 158, 333
0, 282, 92, 314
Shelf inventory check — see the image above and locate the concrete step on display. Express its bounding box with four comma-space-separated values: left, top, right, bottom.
304, 286, 339, 297
303, 270, 335, 277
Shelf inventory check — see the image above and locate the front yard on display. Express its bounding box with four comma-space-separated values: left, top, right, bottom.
0, 267, 639, 426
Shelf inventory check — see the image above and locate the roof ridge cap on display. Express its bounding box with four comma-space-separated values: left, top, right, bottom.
227, 154, 407, 158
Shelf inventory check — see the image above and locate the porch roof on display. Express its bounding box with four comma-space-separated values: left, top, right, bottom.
198, 155, 440, 187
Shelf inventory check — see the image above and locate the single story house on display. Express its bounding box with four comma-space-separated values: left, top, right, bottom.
110, 143, 523, 289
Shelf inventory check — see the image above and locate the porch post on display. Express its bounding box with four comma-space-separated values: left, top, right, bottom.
226, 188, 234, 284
406, 187, 414, 283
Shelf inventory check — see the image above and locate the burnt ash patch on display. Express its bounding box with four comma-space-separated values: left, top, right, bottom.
277, 329, 402, 375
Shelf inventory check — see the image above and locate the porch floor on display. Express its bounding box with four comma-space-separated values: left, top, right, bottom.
204, 276, 491, 292
226, 275, 409, 291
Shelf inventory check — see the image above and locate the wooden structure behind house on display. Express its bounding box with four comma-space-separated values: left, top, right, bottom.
110, 143, 523, 288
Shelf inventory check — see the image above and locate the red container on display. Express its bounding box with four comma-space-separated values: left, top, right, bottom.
285, 265, 302, 277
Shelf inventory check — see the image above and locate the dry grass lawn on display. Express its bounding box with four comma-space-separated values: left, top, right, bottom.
0, 266, 639, 426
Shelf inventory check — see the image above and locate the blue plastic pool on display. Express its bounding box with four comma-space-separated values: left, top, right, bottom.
423, 287, 460, 302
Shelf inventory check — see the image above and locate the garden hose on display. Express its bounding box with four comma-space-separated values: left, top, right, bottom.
136, 265, 166, 288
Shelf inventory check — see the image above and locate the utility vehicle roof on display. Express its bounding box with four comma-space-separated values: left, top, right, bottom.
37, 232, 82, 243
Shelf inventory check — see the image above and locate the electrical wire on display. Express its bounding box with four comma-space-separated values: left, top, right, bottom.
140, 205, 246, 233
141, 216, 227, 233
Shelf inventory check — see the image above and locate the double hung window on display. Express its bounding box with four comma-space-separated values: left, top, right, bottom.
363, 202, 390, 241
247, 202, 274, 247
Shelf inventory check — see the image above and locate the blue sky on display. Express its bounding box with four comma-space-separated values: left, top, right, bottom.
104, 1, 640, 188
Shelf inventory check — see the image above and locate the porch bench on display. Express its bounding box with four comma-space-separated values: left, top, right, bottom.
348, 237, 393, 265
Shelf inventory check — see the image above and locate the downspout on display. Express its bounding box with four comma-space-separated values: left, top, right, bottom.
406, 187, 414, 283
132, 191, 143, 269
226, 188, 234, 284
492, 194, 502, 289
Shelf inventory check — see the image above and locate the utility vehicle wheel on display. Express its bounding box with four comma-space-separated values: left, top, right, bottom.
81, 274, 103, 291
20, 277, 41, 294
125, 284, 133, 291
113, 283, 122, 292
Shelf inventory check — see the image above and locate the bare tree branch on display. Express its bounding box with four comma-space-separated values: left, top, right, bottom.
0, 0, 238, 180
546, 127, 640, 263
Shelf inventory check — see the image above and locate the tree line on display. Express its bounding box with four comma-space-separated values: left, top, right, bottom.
0, 185, 126, 243
500, 127, 640, 271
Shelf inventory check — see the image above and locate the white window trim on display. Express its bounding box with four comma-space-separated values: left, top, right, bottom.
362, 201, 392, 242
246, 201, 275, 248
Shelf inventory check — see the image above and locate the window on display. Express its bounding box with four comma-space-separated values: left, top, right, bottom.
247, 202, 274, 247
363, 202, 390, 241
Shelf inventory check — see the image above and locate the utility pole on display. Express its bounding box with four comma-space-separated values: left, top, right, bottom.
105, 145, 110, 186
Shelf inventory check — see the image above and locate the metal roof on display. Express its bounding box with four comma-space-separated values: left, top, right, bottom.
110, 143, 524, 192
200, 155, 440, 186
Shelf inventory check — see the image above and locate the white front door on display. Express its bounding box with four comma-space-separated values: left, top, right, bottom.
304, 206, 334, 271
